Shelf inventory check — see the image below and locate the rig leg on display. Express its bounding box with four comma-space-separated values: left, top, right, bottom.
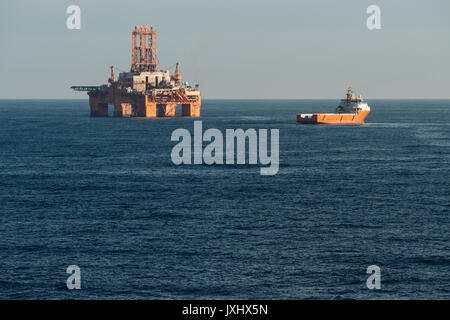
113, 103, 122, 117
166, 103, 177, 116
139, 96, 156, 118
145, 101, 157, 118
122, 103, 132, 117
157, 103, 177, 117
114, 102, 132, 117
134, 96, 150, 117
89, 96, 108, 117
134, 97, 155, 118
181, 102, 201, 117
134, 98, 145, 117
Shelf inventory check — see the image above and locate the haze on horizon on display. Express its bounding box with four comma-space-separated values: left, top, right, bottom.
1, 0, 449, 99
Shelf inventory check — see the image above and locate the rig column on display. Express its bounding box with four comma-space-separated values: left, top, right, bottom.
182, 95, 201, 117
182, 102, 201, 117
89, 96, 108, 117
114, 102, 132, 117
157, 103, 177, 117
145, 97, 157, 118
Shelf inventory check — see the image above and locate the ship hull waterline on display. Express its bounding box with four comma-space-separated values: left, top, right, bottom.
296, 110, 370, 125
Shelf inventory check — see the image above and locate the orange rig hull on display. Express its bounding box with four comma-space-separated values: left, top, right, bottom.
296, 110, 370, 125
87, 87, 201, 118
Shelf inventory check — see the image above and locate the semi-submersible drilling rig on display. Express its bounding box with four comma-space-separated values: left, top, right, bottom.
71, 26, 201, 118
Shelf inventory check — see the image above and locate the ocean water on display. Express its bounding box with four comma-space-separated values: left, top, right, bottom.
0, 99, 448, 299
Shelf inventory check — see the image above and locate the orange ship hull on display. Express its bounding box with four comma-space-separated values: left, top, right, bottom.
297, 110, 370, 125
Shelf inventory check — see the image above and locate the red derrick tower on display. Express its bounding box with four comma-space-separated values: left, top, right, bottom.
131, 26, 158, 73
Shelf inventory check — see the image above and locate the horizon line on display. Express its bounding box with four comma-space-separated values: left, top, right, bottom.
1, 97, 450, 101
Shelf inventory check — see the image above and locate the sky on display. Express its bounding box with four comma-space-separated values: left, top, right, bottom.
0, 0, 449, 99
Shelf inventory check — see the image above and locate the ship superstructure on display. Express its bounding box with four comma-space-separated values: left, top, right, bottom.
297, 87, 370, 125
72, 26, 201, 118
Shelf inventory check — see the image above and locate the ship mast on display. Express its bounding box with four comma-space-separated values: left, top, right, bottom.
346, 87, 355, 101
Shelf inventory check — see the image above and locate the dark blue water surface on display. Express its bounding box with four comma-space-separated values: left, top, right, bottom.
0, 99, 448, 299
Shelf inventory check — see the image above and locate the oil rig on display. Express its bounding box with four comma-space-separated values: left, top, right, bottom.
71, 26, 201, 118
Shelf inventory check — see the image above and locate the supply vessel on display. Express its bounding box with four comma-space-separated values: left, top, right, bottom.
297, 87, 370, 125
71, 26, 201, 118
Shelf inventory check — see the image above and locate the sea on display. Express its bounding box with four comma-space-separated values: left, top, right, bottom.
0, 99, 448, 299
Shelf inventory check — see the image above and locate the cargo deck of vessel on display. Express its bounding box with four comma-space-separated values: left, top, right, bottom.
297, 87, 370, 125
